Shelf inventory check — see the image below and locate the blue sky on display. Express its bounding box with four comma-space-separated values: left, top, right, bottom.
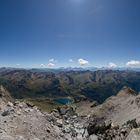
0, 0, 140, 68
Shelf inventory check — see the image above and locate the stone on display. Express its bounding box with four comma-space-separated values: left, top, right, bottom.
77, 134, 83, 140
56, 119, 63, 127
135, 97, 140, 108
26, 102, 35, 108
16, 111, 21, 115
1, 110, 10, 116
88, 134, 98, 140
87, 119, 111, 135
7, 102, 14, 107
90, 101, 98, 108
126, 119, 138, 128
33, 138, 40, 140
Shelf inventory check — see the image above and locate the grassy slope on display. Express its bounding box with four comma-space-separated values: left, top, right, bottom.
23, 98, 62, 112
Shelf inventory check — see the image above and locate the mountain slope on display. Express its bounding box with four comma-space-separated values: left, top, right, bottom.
90, 86, 140, 125
0, 85, 14, 105
0, 69, 140, 103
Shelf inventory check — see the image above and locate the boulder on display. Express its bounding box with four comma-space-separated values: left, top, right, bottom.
88, 134, 98, 140
56, 119, 63, 127
87, 118, 111, 135
1, 110, 10, 116
90, 101, 98, 108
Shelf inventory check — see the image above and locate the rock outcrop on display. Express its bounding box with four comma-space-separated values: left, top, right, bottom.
126, 128, 140, 140
85, 86, 140, 140
90, 86, 140, 125
0, 85, 14, 103
117, 86, 137, 97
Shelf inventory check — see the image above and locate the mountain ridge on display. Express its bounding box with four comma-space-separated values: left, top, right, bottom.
0, 69, 140, 103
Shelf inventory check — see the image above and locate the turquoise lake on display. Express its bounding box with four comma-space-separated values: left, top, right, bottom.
54, 98, 73, 105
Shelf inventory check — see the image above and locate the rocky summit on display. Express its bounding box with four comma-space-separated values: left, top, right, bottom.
0, 85, 140, 139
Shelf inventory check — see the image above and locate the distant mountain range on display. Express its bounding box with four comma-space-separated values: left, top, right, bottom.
1, 67, 140, 73
30, 67, 140, 73
0, 68, 140, 103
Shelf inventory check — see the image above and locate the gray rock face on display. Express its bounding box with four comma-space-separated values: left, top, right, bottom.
86, 86, 140, 140
0, 85, 14, 105
90, 86, 140, 126
117, 86, 137, 97
126, 128, 140, 140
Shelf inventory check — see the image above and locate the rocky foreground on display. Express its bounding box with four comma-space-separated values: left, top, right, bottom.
0, 85, 140, 140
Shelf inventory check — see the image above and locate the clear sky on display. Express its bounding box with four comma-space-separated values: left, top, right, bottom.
0, 0, 140, 68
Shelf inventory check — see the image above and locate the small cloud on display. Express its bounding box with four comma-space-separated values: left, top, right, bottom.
49, 58, 55, 62
40, 64, 46, 68
78, 58, 89, 66
69, 59, 74, 62
126, 60, 140, 67
40, 62, 55, 68
47, 63, 55, 67
108, 62, 117, 68
16, 64, 20, 66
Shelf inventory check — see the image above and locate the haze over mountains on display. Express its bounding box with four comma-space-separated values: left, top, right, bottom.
2, 66, 140, 73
